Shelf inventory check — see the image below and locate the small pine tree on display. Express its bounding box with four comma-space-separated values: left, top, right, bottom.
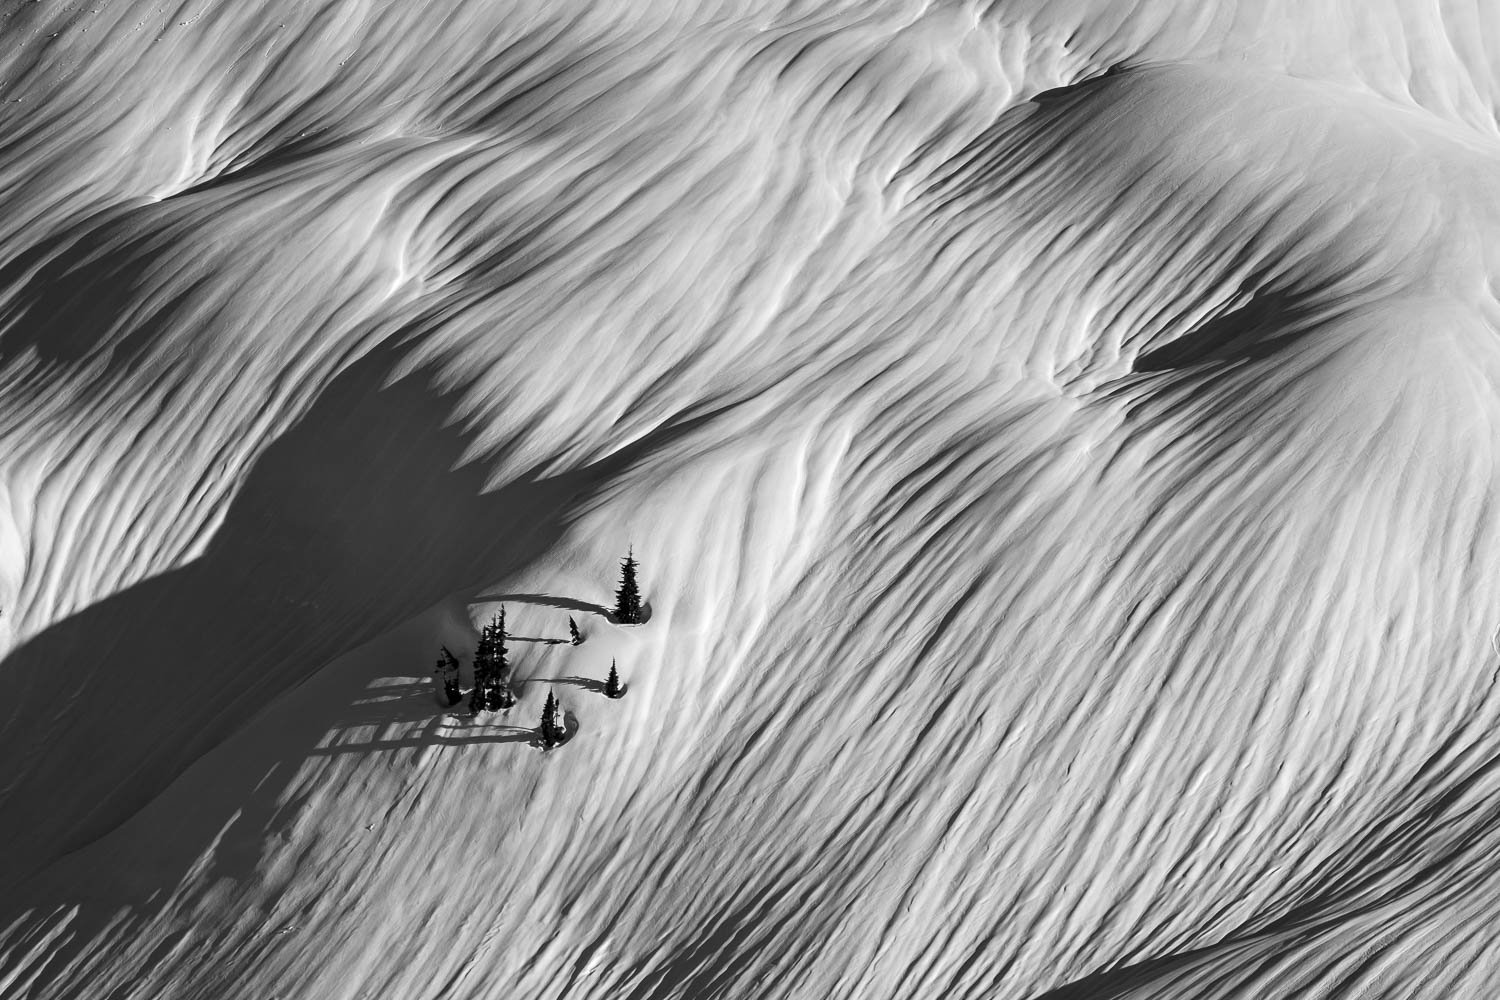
437, 646, 462, 706
604, 658, 623, 699
540, 689, 562, 747
613, 547, 643, 624
568, 616, 583, 645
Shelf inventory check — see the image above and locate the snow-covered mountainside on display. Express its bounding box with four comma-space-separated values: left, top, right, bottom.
4, 2, 1500, 997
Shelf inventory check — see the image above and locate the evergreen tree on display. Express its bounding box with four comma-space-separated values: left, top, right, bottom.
470, 618, 495, 713
474, 621, 493, 667
540, 688, 562, 747
434, 653, 451, 705
490, 608, 514, 710
604, 658, 623, 699
568, 616, 583, 645
613, 547, 643, 624
437, 646, 462, 706
468, 654, 488, 715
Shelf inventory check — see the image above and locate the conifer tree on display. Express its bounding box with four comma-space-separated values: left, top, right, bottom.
474, 621, 493, 667
437, 646, 462, 706
540, 688, 562, 747
568, 616, 583, 645
434, 653, 451, 705
469, 618, 495, 713
613, 547, 643, 624
468, 652, 488, 715
491, 608, 515, 710
604, 658, 623, 699
468, 659, 486, 716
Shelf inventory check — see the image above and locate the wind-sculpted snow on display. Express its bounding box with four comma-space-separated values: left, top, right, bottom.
4, 1, 1500, 998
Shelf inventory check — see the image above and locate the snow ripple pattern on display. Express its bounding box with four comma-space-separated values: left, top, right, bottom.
4, 1, 1500, 998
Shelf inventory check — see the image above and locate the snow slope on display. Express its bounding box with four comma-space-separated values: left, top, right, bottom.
5, 1, 1500, 997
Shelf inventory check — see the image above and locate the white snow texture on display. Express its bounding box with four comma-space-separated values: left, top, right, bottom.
4, 1, 1500, 998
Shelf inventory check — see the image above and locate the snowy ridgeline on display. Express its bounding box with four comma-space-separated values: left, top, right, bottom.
4, 1, 1500, 998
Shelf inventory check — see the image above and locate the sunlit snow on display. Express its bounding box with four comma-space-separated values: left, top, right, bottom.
4, 2, 1500, 998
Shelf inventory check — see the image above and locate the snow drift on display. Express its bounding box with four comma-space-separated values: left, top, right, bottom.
4, 1, 1500, 997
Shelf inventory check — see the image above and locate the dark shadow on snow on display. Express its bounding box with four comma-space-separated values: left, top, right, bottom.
486, 593, 615, 619
0, 332, 717, 992
308, 727, 538, 755
551, 675, 627, 698
304, 681, 539, 756
483, 594, 654, 626
1132, 290, 1320, 372
553, 674, 606, 694
0, 340, 578, 892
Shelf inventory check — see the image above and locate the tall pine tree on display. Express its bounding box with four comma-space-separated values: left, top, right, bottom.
540, 689, 563, 747
470, 613, 504, 713
491, 608, 515, 710
568, 616, 583, 645
604, 658, 623, 699
468, 623, 491, 714
613, 547, 643, 624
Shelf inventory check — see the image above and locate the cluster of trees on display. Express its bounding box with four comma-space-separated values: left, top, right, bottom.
469, 608, 516, 712
431, 548, 643, 748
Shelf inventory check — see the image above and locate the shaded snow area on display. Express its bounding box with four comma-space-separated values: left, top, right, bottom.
6, 1, 1500, 997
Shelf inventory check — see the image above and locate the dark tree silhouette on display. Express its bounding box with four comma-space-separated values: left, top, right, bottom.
540, 688, 563, 747
436, 645, 462, 706
568, 616, 583, 645
469, 611, 511, 712
613, 546, 643, 624
491, 608, 515, 710
468, 622, 492, 714
604, 658, 624, 699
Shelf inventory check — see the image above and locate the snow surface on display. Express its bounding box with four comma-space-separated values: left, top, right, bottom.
5, 1, 1500, 997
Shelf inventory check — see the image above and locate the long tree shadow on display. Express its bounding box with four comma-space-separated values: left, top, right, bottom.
310, 677, 542, 757
309, 726, 539, 756
488, 593, 654, 626
488, 592, 616, 619
0, 334, 730, 985
553, 674, 607, 694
